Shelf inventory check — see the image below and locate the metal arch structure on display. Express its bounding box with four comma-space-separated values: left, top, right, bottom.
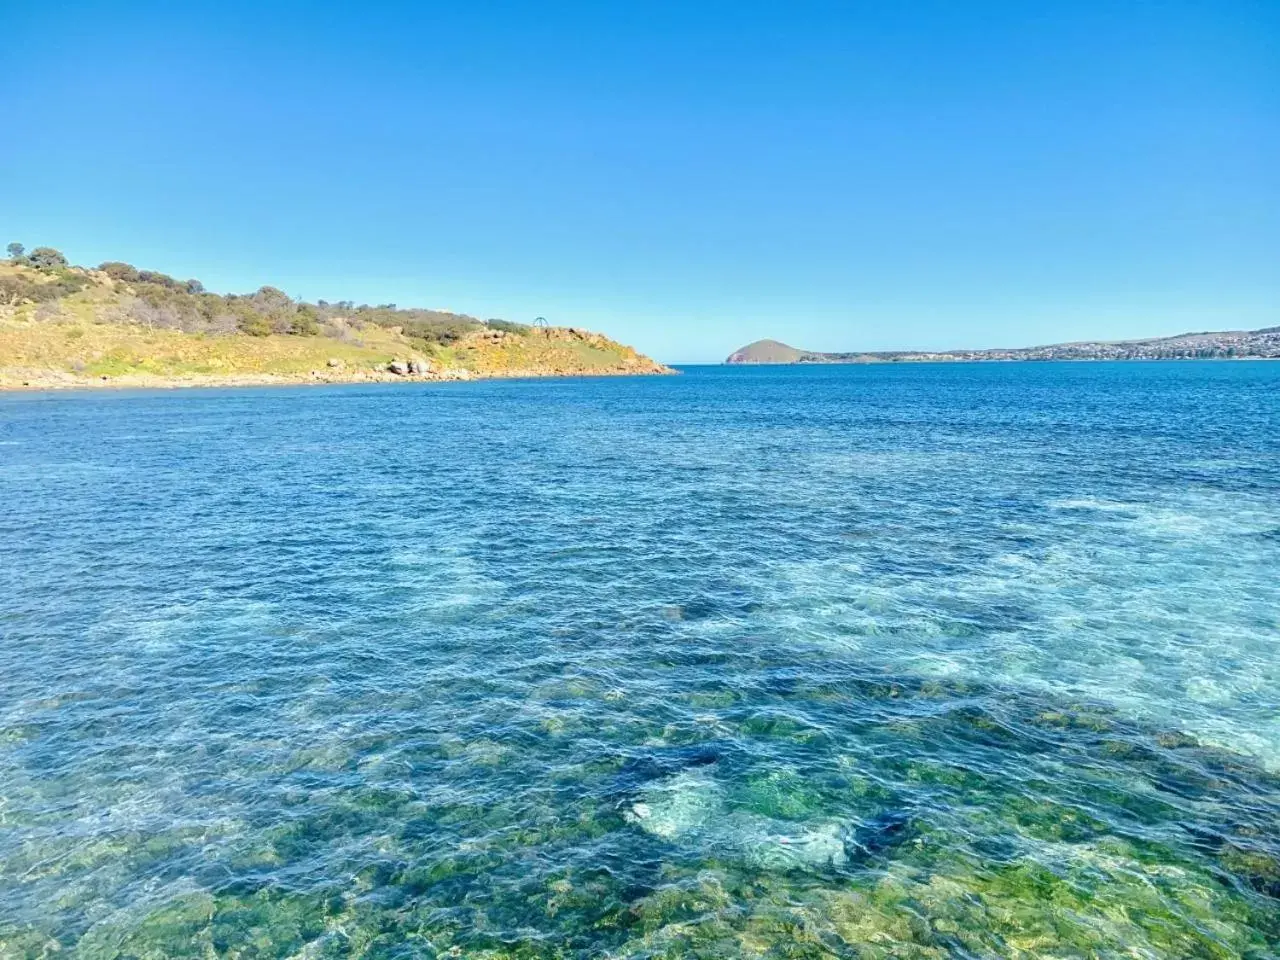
532, 316, 549, 329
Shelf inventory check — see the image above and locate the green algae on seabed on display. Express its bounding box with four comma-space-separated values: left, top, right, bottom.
7, 682, 1280, 958
40, 840, 1279, 959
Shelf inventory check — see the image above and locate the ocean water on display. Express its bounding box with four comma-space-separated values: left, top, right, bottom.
1, 362, 1278, 958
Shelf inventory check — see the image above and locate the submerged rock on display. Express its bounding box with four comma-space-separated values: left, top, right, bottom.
623, 766, 869, 871
734, 816, 849, 869
624, 769, 723, 839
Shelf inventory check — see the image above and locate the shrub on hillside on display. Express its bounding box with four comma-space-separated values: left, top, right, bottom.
237, 313, 272, 337
9, 244, 496, 345
137, 270, 179, 288
99, 261, 141, 282
486, 319, 531, 335
0, 272, 88, 305
34, 301, 64, 322
290, 304, 321, 336
28, 247, 69, 270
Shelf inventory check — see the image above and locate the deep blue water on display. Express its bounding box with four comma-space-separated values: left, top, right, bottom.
2, 362, 1279, 958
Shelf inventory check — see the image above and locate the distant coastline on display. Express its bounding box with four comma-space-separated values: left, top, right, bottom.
726, 329, 1280, 365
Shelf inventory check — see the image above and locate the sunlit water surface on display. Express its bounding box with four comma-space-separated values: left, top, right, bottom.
2, 363, 1278, 958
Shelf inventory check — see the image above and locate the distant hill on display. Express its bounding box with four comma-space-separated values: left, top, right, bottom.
725, 339, 805, 364
0, 245, 672, 389
725, 328, 1280, 364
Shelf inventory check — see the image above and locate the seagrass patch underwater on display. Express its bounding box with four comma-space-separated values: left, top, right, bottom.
2, 362, 1279, 958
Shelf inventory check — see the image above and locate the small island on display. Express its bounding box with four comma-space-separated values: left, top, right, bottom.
727, 329, 1280, 364
0, 244, 672, 390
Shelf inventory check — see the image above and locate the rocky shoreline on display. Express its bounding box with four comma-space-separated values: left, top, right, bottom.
0, 361, 676, 392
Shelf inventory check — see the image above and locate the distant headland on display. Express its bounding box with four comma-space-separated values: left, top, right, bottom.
726, 329, 1280, 364
0, 244, 672, 390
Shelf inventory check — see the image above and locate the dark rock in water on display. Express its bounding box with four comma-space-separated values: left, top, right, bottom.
1180, 822, 1231, 855
619, 883, 656, 904
1178, 824, 1280, 897
1217, 842, 1280, 900
611, 744, 723, 797
969, 835, 1020, 864
844, 811, 917, 862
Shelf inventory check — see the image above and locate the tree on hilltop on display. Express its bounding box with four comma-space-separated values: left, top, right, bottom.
99, 262, 141, 282
138, 270, 178, 288
6, 242, 24, 261
28, 247, 68, 269
252, 285, 292, 310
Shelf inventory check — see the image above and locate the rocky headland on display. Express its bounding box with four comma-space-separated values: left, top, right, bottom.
0, 250, 672, 390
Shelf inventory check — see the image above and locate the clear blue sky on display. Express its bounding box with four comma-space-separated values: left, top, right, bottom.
4, 1, 1276, 362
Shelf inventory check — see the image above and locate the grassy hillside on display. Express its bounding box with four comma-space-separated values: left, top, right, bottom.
0, 251, 669, 388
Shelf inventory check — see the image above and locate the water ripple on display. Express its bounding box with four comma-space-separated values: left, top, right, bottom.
1, 364, 1279, 958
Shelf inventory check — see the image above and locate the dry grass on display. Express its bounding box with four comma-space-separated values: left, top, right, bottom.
0, 317, 405, 378
0, 271, 669, 387
1, 272, 417, 384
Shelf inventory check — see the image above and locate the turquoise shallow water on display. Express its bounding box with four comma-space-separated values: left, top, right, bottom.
1, 362, 1279, 958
